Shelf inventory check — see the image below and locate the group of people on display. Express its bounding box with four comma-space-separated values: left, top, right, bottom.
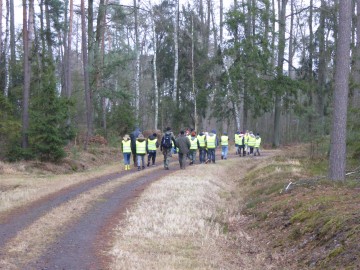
121, 127, 262, 171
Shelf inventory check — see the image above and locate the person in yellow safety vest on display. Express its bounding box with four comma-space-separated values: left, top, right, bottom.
234, 131, 241, 155
206, 129, 217, 164
189, 131, 199, 165
244, 130, 250, 155
247, 131, 256, 155
254, 133, 262, 156
238, 131, 245, 156
220, 132, 229, 160
121, 134, 132, 170
146, 133, 159, 167
197, 131, 207, 163
136, 134, 147, 171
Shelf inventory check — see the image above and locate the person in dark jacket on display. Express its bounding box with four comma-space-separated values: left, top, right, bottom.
160, 127, 176, 170
175, 130, 191, 169
130, 127, 141, 167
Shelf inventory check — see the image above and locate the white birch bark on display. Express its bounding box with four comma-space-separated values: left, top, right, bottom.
173, 0, 179, 104
4, 0, 10, 97
191, 13, 198, 131
134, 0, 140, 122
152, 14, 159, 130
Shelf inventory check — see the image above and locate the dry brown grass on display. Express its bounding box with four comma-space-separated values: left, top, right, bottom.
0, 161, 125, 213
109, 153, 280, 269
0, 167, 155, 269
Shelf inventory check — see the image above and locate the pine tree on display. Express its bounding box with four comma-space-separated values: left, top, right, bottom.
29, 59, 68, 162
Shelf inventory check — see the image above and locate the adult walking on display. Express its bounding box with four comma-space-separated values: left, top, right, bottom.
130, 127, 141, 167
160, 127, 176, 170
176, 130, 191, 169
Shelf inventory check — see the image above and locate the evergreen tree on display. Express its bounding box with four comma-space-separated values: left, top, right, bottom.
29, 58, 69, 162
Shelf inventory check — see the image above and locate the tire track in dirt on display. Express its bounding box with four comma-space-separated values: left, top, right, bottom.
29, 169, 174, 270
0, 170, 131, 247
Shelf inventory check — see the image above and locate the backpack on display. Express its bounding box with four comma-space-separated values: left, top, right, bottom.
161, 133, 172, 149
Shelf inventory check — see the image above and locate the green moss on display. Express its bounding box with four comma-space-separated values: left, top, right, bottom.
290, 210, 317, 223
328, 246, 344, 258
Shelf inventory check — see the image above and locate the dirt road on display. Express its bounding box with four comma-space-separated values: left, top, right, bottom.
0, 153, 273, 269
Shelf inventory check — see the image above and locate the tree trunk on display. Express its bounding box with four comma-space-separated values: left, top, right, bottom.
21, 0, 32, 149
328, 0, 352, 181
81, 0, 93, 150
134, 0, 140, 122
4, 0, 10, 97
191, 12, 198, 132
65, 0, 73, 98
288, 0, 294, 78
273, 0, 287, 147
352, 0, 360, 107
9, 0, 14, 91
174, 0, 179, 107
152, 13, 159, 131
317, 0, 326, 127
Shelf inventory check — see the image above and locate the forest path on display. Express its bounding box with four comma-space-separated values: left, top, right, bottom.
0, 151, 274, 269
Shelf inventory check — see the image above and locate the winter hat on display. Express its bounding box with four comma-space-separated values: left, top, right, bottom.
211, 129, 216, 134
123, 134, 130, 141
223, 132, 227, 135
138, 134, 145, 139
191, 131, 196, 136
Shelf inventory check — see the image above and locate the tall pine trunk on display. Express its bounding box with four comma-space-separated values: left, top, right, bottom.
273, 0, 287, 147
174, 0, 179, 108
329, 0, 352, 181
81, 0, 93, 150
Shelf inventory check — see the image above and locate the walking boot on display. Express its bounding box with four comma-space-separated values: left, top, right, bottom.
137, 166, 141, 171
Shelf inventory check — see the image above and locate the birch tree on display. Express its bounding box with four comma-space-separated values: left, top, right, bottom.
134, 0, 140, 122
174, 0, 179, 107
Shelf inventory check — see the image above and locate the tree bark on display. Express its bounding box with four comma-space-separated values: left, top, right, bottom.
21, 0, 32, 149
152, 13, 159, 131
191, 12, 198, 132
174, 0, 179, 107
273, 0, 287, 148
328, 0, 352, 181
352, 0, 360, 107
81, 0, 93, 150
4, 0, 10, 97
134, 0, 140, 122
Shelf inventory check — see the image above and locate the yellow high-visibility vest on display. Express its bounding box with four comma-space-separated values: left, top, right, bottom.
248, 135, 256, 147
122, 140, 131, 153
220, 135, 228, 146
136, 140, 146, 154
255, 137, 262, 147
235, 134, 241, 145
147, 138, 157, 151
190, 138, 198, 150
197, 135, 206, 147
207, 136, 216, 149
244, 134, 249, 145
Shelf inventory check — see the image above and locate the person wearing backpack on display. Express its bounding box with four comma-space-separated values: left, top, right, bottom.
160, 127, 176, 170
